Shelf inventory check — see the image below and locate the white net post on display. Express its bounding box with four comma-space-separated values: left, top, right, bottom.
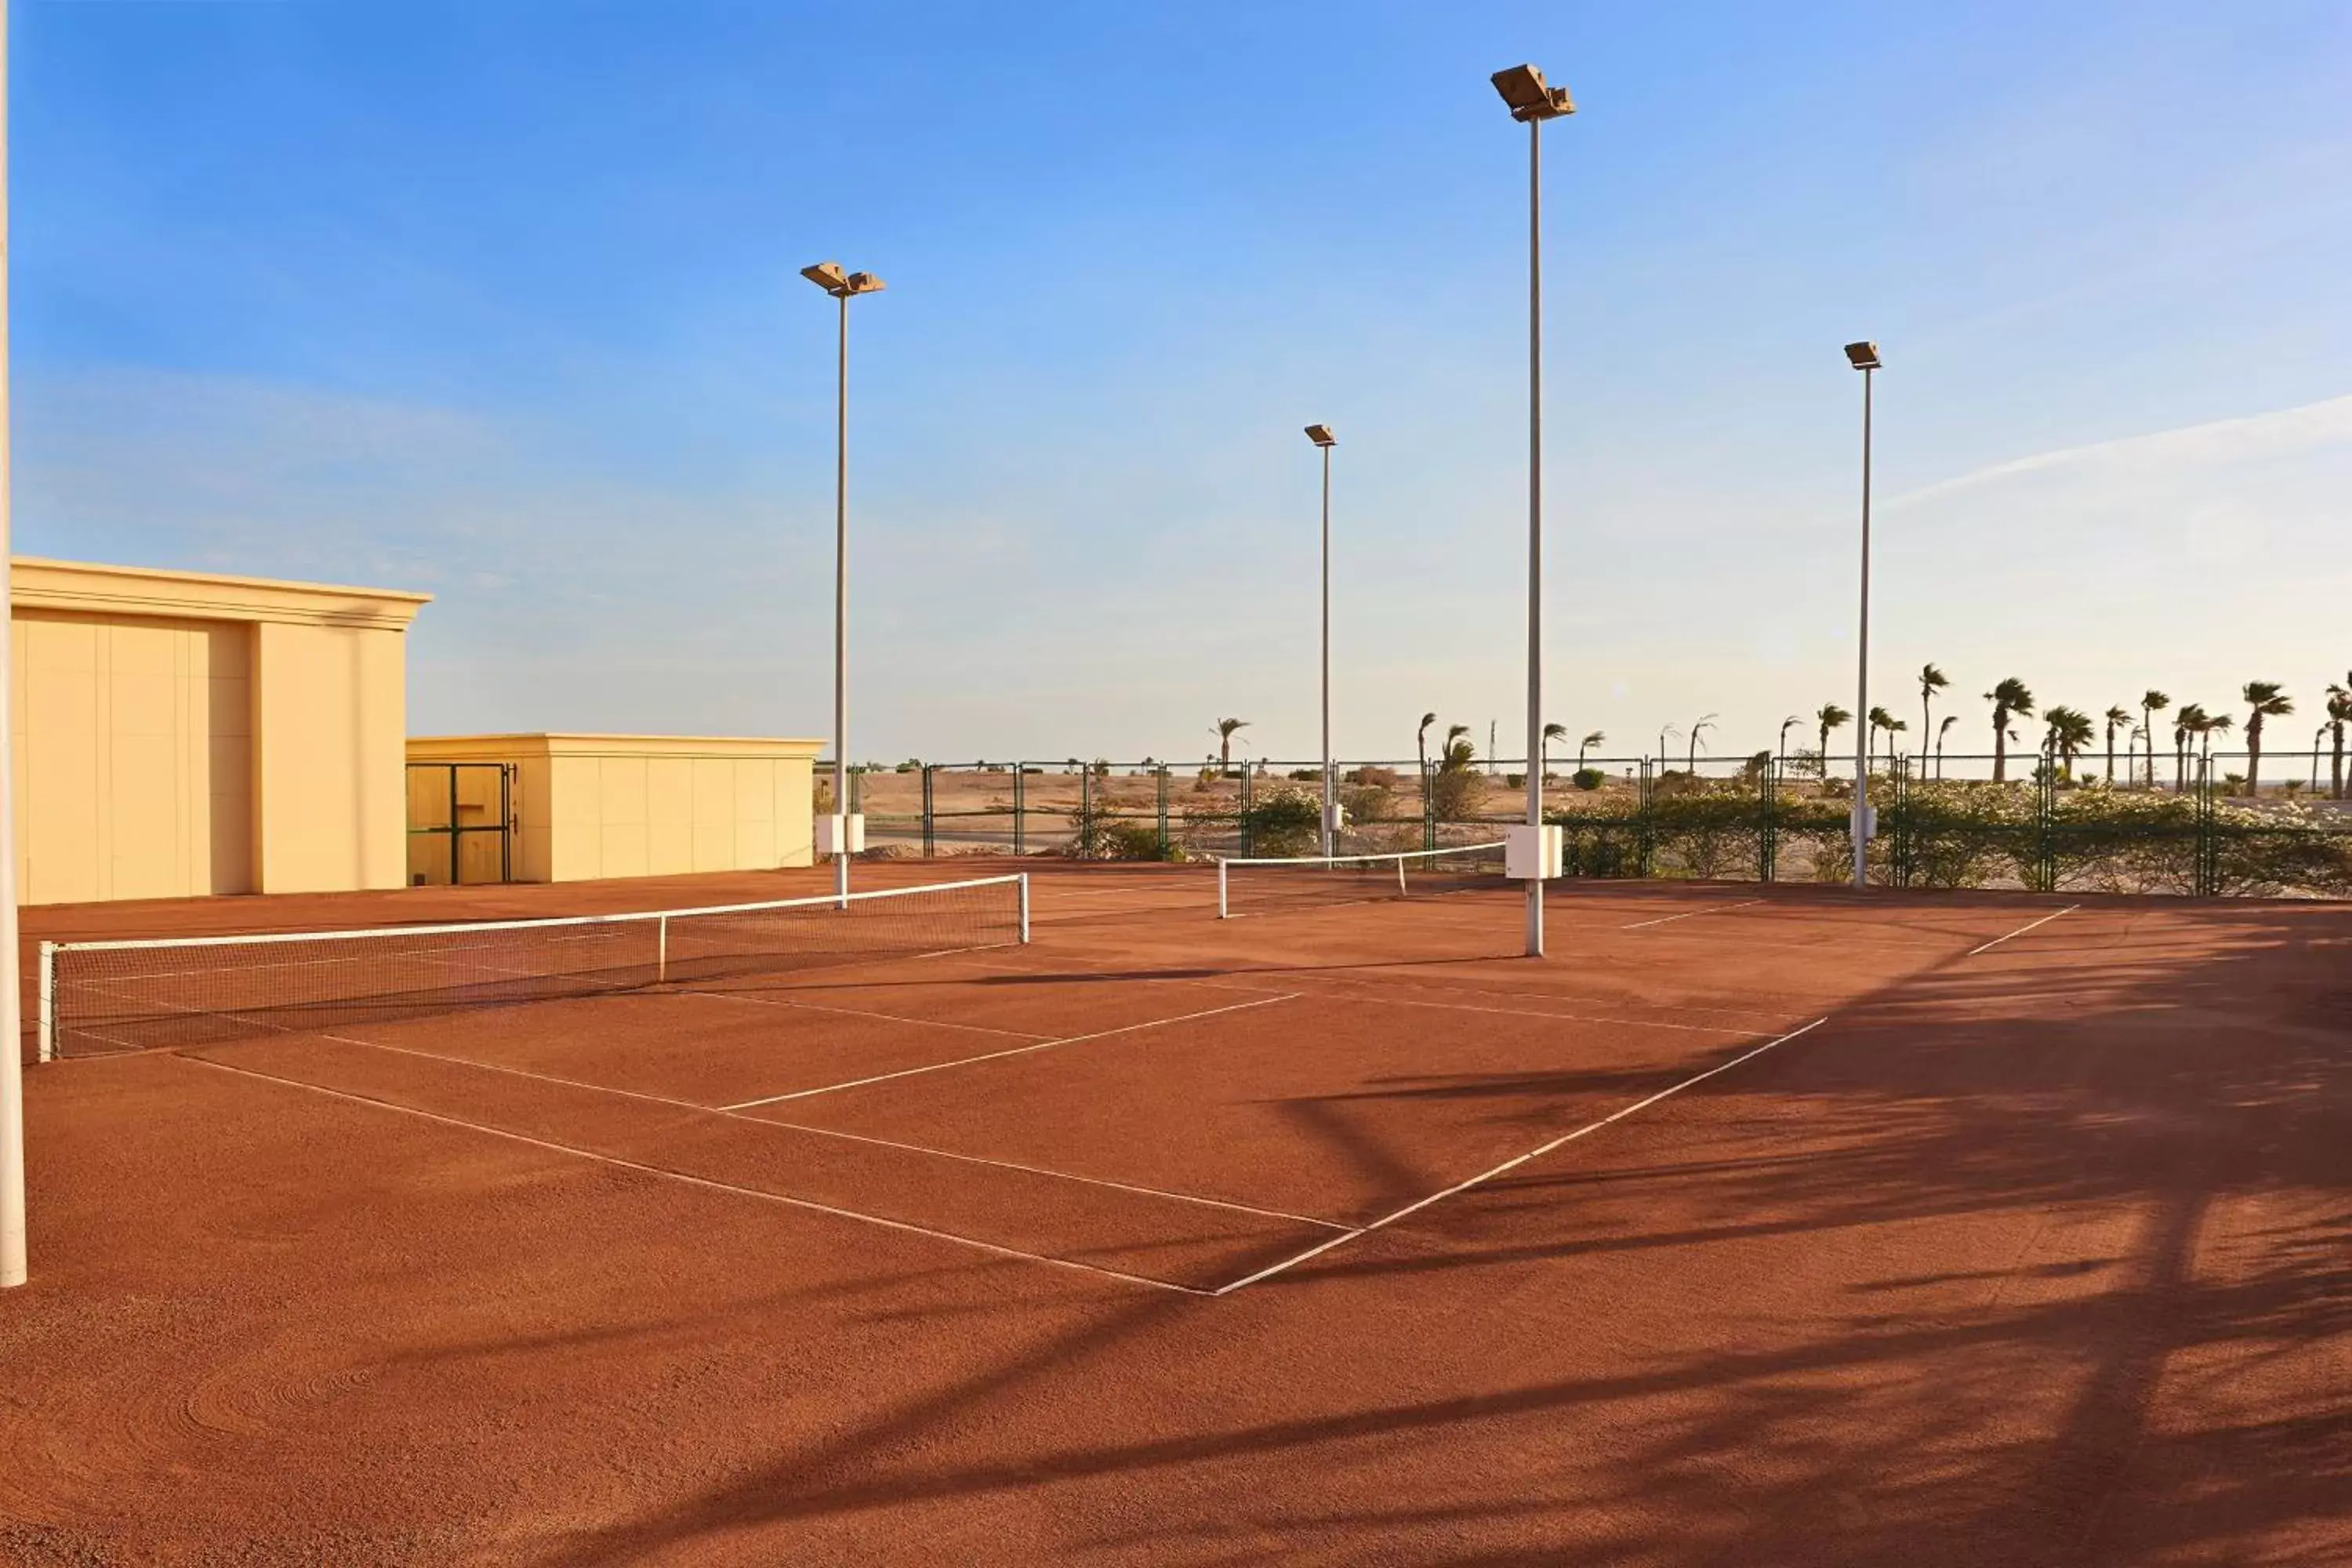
1018, 873, 1030, 944
36, 943, 54, 1065
1218, 860, 1230, 920
655, 914, 669, 985
1396, 858, 1408, 898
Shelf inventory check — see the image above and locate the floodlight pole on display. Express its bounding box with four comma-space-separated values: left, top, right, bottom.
2, 0, 27, 1290
1850, 357, 1875, 892
831, 287, 849, 910
1522, 113, 1545, 957
1319, 438, 1334, 861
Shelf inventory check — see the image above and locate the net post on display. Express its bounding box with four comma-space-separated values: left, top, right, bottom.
1018, 873, 1030, 943
656, 915, 669, 985
1218, 859, 1229, 920
1396, 857, 1407, 898
36, 942, 55, 1065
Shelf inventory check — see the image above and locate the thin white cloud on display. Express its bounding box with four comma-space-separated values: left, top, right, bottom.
1890, 393, 2352, 509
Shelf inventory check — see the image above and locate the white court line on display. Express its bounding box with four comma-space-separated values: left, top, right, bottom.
1620, 898, 1764, 930
719, 992, 1301, 1110
674, 989, 1049, 1041
750, 1118, 1352, 1231
1210, 1017, 1831, 1296
183, 1053, 1213, 1297
198, 1023, 1335, 1231
1967, 905, 2080, 956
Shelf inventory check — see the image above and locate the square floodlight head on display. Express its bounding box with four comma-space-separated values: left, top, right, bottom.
1491, 64, 1573, 121
1304, 423, 1336, 448
1844, 340, 1882, 371
801, 260, 848, 294
844, 270, 886, 296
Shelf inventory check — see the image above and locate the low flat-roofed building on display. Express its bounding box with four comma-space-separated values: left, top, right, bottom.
9, 556, 430, 905
404, 733, 825, 884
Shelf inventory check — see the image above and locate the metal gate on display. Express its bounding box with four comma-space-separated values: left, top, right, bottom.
405, 762, 515, 885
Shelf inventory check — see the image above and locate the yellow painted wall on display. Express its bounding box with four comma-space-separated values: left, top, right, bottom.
10, 557, 429, 905
406, 734, 822, 883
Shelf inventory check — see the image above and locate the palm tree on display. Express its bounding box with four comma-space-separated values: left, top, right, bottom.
1686, 713, 1716, 775
1577, 730, 1605, 769
1814, 703, 1850, 789
1416, 712, 1436, 785
1541, 721, 1566, 781
2173, 703, 2205, 789
1918, 664, 1948, 761
2139, 690, 2170, 787
1936, 714, 1957, 779
1657, 724, 1681, 768
2241, 681, 2292, 797
1865, 706, 1899, 774
2042, 706, 2095, 780
2326, 683, 2350, 800
2101, 706, 2132, 786
1213, 717, 1249, 773
2311, 722, 2330, 792
1777, 714, 1801, 771
1987, 678, 2034, 783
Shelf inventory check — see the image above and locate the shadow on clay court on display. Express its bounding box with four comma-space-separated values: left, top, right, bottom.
525, 899, 2352, 1568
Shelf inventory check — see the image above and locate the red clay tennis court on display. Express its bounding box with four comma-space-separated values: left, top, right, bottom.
5, 862, 2348, 1564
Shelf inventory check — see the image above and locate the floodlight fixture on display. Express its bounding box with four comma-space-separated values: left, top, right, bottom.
1490, 64, 1574, 122
1844, 340, 1881, 371
1304, 423, 1335, 448
802, 261, 886, 299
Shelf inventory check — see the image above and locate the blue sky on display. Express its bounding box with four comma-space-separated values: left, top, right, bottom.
16, 2, 2351, 768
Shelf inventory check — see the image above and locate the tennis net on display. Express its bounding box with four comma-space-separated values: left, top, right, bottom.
1217, 843, 1508, 919
38, 873, 1029, 1061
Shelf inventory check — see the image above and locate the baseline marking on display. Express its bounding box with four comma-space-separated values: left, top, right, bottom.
1210, 1017, 1831, 1295
1621, 899, 1765, 930
1967, 905, 2080, 956
183, 1053, 1214, 1297
719, 992, 1301, 1110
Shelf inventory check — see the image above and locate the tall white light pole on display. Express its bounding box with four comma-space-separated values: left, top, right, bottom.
800, 261, 884, 909
1491, 64, 1573, 959
1844, 341, 1881, 892
1305, 424, 1337, 858
2, 0, 27, 1289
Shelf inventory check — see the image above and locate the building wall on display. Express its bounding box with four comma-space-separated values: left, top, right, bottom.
10, 557, 429, 906
407, 735, 822, 883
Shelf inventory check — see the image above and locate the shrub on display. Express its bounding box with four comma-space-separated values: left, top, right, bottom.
1345, 765, 1399, 789
1289, 768, 1320, 782
1571, 768, 1604, 791
1244, 782, 1323, 857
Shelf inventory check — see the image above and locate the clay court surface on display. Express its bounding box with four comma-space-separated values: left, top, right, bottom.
3, 862, 2349, 1564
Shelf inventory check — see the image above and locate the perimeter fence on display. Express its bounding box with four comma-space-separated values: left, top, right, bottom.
836, 750, 2352, 900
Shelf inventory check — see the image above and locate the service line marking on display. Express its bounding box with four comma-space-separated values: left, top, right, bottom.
1210, 1016, 1831, 1296
183, 1053, 1213, 1296
718, 991, 1301, 1110
1620, 898, 1764, 930
676, 988, 1050, 1041
1967, 905, 2080, 956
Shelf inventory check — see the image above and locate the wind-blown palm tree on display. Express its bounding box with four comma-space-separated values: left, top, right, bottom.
1815, 703, 1850, 789
1213, 717, 1250, 773
1777, 715, 1801, 771
1865, 706, 1900, 774
2140, 691, 2170, 787
1936, 714, 1957, 779
1541, 722, 1566, 780
1416, 712, 1436, 786
2326, 683, 2350, 800
2101, 706, 2132, 786
1657, 724, 1681, 768
1686, 713, 1716, 775
2173, 703, 2206, 789
1987, 678, 2034, 783
1578, 730, 1605, 769
2042, 706, 2095, 780
2312, 722, 2331, 792
2241, 681, 2292, 797
1918, 664, 1948, 760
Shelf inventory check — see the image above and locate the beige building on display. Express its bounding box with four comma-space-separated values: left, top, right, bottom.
405, 733, 823, 884
9, 557, 429, 905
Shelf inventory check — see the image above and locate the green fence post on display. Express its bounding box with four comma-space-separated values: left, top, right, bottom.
1014, 763, 1026, 856
1421, 763, 1436, 853
1156, 764, 1170, 856
1759, 760, 1777, 884
1080, 765, 1093, 860
921, 765, 935, 858
1239, 765, 1254, 857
